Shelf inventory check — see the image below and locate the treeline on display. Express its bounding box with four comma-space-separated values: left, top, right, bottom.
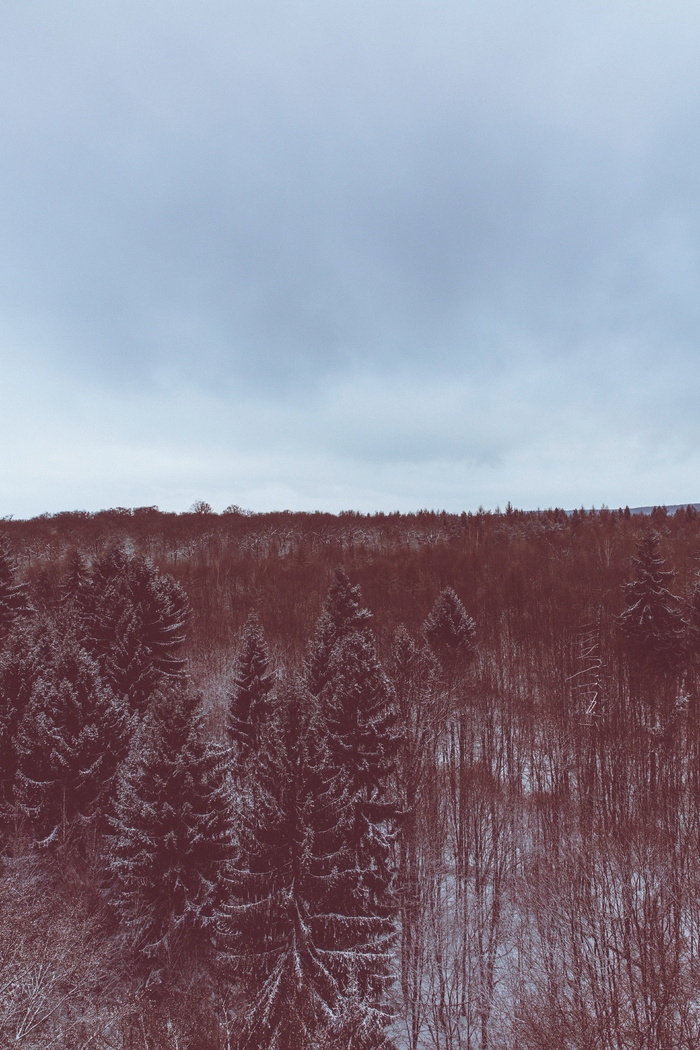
9, 502, 700, 656
1, 505, 700, 1048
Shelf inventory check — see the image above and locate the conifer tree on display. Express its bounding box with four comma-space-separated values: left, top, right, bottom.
103, 608, 160, 711
130, 560, 192, 678
304, 575, 400, 1006
323, 630, 401, 916
618, 530, 686, 674
688, 574, 700, 666
228, 680, 395, 1050
77, 546, 191, 711
63, 547, 90, 600
30, 566, 63, 620
306, 567, 372, 697
389, 626, 441, 800
322, 983, 398, 1050
388, 627, 442, 1042
108, 685, 234, 988
0, 544, 31, 646
422, 586, 476, 666
0, 625, 49, 835
226, 613, 275, 764
61, 548, 92, 626
14, 639, 130, 851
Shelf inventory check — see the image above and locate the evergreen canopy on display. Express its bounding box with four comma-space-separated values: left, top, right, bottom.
109, 685, 234, 987
618, 530, 686, 674
228, 680, 396, 1050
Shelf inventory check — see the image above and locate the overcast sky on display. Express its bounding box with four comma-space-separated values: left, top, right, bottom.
2, 0, 699, 517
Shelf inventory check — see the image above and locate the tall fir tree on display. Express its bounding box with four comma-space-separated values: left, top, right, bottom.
322, 983, 399, 1050
0, 624, 51, 836
108, 685, 234, 989
306, 567, 372, 697
62, 548, 91, 608
226, 613, 275, 766
688, 572, 700, 667
0, 544, 31, 646
388, 626, 441, 802
323, 630, 401, 917
14, 638, 130, 851
76, 546, 191, 711
388, 626, 442, 1044
618, 530, 686, 674
227, 680, 396, 1050
304, 570, 400, 1007
29, 565, 63, 621
422, 586, 476, 667
130, 559, 192, 678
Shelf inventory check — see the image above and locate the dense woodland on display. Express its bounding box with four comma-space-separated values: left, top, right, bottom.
2, 502, 700, 1048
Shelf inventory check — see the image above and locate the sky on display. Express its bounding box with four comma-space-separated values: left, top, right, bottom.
2, 0, 700, 517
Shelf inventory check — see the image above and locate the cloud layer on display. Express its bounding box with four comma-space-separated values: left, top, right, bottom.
2, 0, 699, 515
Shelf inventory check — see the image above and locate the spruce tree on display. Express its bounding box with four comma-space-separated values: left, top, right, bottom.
77, 546, 191, 711
0, 544, 31, 646
306, 567, 372, 697
63, 548, 90, 603
323, 631, 400, 878
228, 680, 395, 1050
320, 628, 401, 1015
618, 530, 686, 674
108, 685, 234, 989
305, 572, 400, 1012
61, 548, 94, 633
388, 626, 441, 792
76, 545, 139, 683
0, 625, 50, 835
688, 574, 700, 666
323, 984, 398, 1050
30, 566, 63, 620
226, 613, 275, 764
103, 604, 163, 713
130, 559, 192, 678
14, 639, 130, 851
422, 586, 476, 666
388, 626, 441, 1042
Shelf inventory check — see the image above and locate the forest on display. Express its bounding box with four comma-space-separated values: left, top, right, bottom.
1, 501, 700, 1049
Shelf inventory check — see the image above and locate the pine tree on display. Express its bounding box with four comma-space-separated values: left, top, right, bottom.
0, 544, 31, 646
320, 628, 400, 1021
77, 546, 191, 711
322, 982, 398, 1050
388, 626, 441, 800
61, 548, 92, 625
108, 685, 234, 988
0, 625, 50, 835
76, 545, 138, 681
130, 559, 192, 678
618, 530, 686, 674
228, 681, 395, 1050
30, 566, 63, 621
226, 613, 275, 764
306, 570, 399, 927
306, 567, 372, 697
14, 639, 130, 851
104, 608, 160, 710
323, 631, 400, 889
388, 627, 442, 1045
688, 574, 700, 666
422, 587, 476, 666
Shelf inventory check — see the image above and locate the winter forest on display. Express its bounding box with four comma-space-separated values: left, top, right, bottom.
2, 503, 700, 1049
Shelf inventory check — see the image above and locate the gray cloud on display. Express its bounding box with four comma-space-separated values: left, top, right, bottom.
1, 0, 700, 513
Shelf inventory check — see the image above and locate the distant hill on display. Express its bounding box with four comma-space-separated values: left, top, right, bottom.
629, 503, 700, 515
